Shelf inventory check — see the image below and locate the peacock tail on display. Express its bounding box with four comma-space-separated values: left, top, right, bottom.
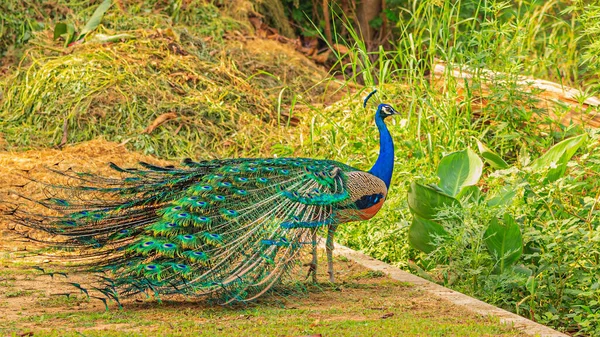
9, 158, 376, 303
5, 92, 398, 305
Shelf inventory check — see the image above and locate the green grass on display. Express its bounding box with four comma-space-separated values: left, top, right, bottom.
0, 1, 333, 159
8, 305, 519, 337
0, 254, 521, 337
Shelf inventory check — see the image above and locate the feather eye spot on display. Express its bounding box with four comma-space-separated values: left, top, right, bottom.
280, 169, 289, 175
175, 264, 187, 269
194, 201, 208, 207
236, 189, 247, 195
200, 185, 213, 191
166, 223, 177, 228
198, 216, 210, 222
228, 167, 240, 173
237, 177, 249, 182
183, 235, 194, 240
50, 198, 69, 206
257, 177, 268, 183
213, 195, 225, 201
264, 167, 274, 172
145, 265, 157, 270
119, 229, 129, 234
173, 206, 182, 211
162, 243, 176, 249
246, 167, 257, 172
191, 251, 206, 258
224, 209, 238, 216
177, 213, 189, 218
142, 241, 155, 247
188, 196, 198, 200
219, 182, 232, 187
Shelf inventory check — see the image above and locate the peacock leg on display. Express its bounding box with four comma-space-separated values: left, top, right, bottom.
308, 230, 318, 283
326, 224, 338, 283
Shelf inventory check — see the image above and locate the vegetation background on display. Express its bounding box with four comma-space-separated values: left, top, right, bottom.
1, 0, 599, 335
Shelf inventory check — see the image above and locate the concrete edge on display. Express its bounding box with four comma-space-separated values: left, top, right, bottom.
329, 243, 568, 337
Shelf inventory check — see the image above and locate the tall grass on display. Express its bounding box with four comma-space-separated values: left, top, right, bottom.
306, 0, 600, 334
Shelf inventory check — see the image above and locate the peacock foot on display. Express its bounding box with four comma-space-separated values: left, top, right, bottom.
304, 262, 317, 283
328, 266, 335, 283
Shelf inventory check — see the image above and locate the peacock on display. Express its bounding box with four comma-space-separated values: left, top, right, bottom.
6, 90, 399, 305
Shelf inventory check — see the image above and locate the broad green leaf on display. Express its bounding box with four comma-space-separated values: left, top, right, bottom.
407, 182, 461, 220
53, 23, 67, 40
456, 185, 482, 203
487, 186, 516, 207
476, 140, 509, 169
437, 148, 483, 197
408, 215, 448, 253
65, 23, 76, 45
484, 214, 523, 273
53, 22, 76, 46
78, 0, 112, 40
529, 134, 587, 182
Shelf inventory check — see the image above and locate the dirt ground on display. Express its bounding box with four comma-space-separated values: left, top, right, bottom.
0, 141, 526, 336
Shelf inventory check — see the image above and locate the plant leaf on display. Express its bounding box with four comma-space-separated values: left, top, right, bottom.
90, 33, 135, 44
484, 214, 523, 273
53, 23, 67, 40
487, 186, 516, 207
476, 140, 509, 169
408, 215, 448, 253
456, 185, 482, 203
78, 0, 112, 40
437, 148, 483, 197
65, 23, 76, 45
53, 22, 76, 46
528, 134, 587, 182
407, 182, 461, 220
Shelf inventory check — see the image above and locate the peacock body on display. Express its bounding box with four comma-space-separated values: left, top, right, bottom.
8, 94, 399, 305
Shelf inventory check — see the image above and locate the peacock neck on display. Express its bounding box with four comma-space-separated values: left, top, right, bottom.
368, 109, 394, 189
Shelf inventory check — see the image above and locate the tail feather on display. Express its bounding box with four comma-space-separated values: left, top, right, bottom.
4, 157, 359, 304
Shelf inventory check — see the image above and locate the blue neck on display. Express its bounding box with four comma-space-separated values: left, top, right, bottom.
368, 108, 394, 189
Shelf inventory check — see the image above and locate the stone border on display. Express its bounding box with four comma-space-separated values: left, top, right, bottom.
330, 243, 569, 337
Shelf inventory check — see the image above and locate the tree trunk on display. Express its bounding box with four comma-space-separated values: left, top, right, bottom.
356, 0, 382, 49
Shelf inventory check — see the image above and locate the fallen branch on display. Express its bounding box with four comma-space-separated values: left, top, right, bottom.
432, 60, 600, 128
143, 112, 178, 134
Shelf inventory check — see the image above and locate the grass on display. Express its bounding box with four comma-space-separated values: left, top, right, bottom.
0, 246, 523, 337
0, 1, 338, 159
10, 305, 518, 337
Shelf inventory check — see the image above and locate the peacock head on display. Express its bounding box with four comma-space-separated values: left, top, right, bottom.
377, 103, 399, 119
363, 90, 398, 119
